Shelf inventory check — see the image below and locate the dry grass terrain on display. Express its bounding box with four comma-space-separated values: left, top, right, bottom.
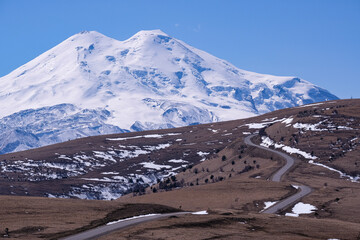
0, 196, 179, 239
99, 213, 360, 240
119, 175, 294, 212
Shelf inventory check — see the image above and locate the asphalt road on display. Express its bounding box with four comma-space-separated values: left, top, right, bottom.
244, 134, 312, 214
62, 212, 190, 240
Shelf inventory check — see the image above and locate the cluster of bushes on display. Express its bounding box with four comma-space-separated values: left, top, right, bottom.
157, 175, 185, 192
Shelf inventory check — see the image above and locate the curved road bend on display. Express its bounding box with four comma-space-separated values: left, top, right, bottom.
62, 212, 190, 240
244, 135, 312, 214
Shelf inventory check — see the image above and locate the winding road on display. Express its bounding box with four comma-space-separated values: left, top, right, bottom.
244, 134, 312, 214
62, 212, 190, 240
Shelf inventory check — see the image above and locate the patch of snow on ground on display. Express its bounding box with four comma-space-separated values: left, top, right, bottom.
107, 133, 181, 141
245, 118, 286, 129
285, 202, 317, 217
242, 132, 251, 135
296, 102, 324, 108
168, 159, 188, 163
293, 122, 326, 132
58, 155, 72, 160
101, 172, 120, 175
93, 151, 116, 162
170, 164, 188, 171
82, 177, 116, 182
263, 201, 277, 210
107, 214, 160, 225
261, 137, 317, 160
107, 136, 142, 141
281, 117, 293, 126
337, 126, 353, 130
292, 185, 300, 189
308, 160, 359, 182
208, 128, 219, 133
281, 146, 316, 160
140, 162, 172, 170
143, 143, 171, 151
261, 117, 277, 122
260, 137, 274, 148
192, 210, 208, 215
197, 151, 210, 157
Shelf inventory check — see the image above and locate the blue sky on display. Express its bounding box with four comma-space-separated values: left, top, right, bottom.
0, 0, 359, 99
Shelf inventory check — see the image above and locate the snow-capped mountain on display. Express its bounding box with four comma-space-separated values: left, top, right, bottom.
0, 30, 338, 153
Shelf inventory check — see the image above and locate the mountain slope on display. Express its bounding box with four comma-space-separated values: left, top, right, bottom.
1, 99, 358, 200
0, 30, 338, 153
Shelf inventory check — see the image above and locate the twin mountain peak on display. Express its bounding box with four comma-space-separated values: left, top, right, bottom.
0, 29, 338, 154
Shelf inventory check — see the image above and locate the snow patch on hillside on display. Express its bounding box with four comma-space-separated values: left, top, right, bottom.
261, 136, 317, 160
285, 202, 317, 217
308, 160, 359, 182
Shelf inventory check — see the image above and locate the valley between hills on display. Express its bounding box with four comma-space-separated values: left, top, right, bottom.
1, 99, 360, 239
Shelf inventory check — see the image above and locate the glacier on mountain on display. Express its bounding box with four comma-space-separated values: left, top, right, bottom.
0, 29, 338, 154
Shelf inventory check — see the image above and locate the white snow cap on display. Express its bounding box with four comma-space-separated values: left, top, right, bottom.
0, 29, 338, 154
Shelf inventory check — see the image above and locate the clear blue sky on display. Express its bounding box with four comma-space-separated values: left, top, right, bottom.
0, 0, 359, 99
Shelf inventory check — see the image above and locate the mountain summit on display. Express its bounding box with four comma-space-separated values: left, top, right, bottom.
0, 30, 338, 153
